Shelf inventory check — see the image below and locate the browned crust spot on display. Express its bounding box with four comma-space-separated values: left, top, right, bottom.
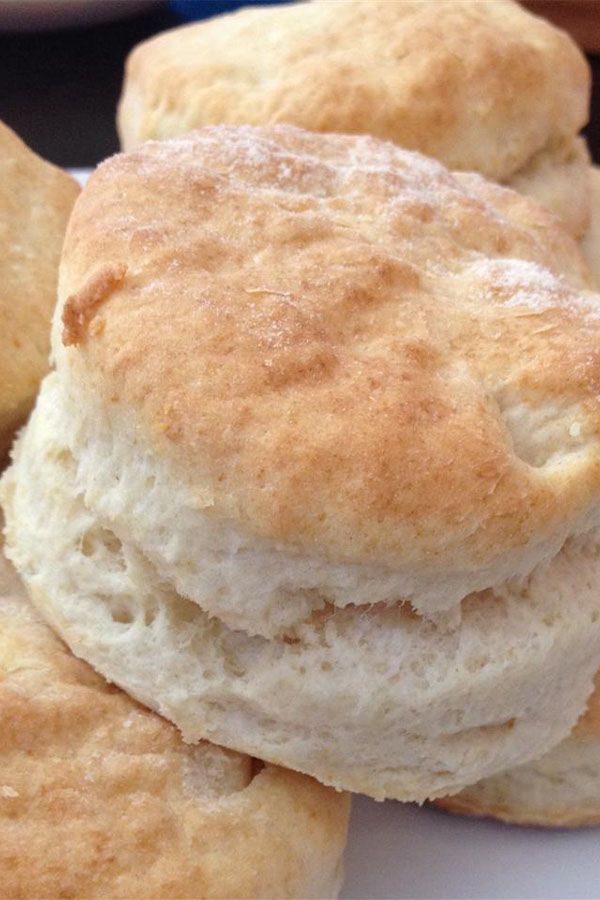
62, 263, 127, 347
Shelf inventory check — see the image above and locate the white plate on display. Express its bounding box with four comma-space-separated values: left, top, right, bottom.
343, 796, 600, 898
69, 167, 600, 900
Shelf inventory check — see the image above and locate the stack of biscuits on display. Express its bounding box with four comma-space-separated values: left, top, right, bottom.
3, 2, 600, 896
0, 121, 349, 899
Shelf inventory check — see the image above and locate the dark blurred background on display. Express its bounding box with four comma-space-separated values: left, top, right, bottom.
0, 0, 598, 169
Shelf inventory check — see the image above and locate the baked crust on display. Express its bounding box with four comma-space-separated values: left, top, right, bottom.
0, 121, 79, 457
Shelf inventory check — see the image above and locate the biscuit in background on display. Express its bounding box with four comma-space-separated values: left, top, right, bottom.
117, 0, 591, 237
0, 532, 349, 899
5, 126, 600, 803
0, 121, 79, 460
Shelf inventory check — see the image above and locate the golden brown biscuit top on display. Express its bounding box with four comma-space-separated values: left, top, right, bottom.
0, 121, 79, 445
57, 125, 600, 571
0, 542, 349, 898
118, 0, 589, 185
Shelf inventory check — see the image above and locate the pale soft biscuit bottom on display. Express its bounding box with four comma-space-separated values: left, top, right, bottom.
4, 374, 600, 802
434, 717, 600, 827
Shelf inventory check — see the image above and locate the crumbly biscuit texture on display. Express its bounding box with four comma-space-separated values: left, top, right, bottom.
3, 374, 600, 802
52, 126, 600, 635
0, 121, 79, 457
0, 525, 349, 899
434, 673, 600, 827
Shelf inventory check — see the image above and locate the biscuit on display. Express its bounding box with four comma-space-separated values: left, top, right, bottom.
50, 126, 600, 632
0, 121, 79, 458
117, 0, 591, 235
0, 530, 349, 898
434, 673, 600, 828
4, 127, 600, 801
